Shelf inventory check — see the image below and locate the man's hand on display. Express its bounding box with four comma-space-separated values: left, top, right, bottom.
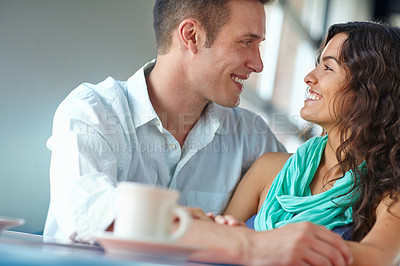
245, 222, 353, 266
183, 219, 353, 266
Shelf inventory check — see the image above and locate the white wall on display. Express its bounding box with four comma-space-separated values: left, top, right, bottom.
0, 0, 156, 234
327, 0, 373, 26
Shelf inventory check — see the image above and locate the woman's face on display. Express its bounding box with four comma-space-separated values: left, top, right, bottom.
300, 33, 349, 132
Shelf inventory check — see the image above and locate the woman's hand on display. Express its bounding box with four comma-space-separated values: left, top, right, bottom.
184, 207, 246, 226
214, 214, 246, 227
184, 207, 214, 222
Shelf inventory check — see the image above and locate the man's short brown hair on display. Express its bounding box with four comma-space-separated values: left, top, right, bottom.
153, 0, 274, 54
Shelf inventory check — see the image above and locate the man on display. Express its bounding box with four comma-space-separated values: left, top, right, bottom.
44, 0, 352, 264
44, 0, 283, 241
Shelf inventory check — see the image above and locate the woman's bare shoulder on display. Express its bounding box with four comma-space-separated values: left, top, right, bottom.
253, 152, 292, 210
250, 152, 292, 187
255, 152, 292, 170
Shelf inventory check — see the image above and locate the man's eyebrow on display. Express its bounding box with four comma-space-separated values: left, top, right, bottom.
241, 33, 265, 41
322, 55, 340, 64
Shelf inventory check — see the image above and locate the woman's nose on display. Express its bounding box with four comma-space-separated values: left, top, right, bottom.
304, 70, 317, 85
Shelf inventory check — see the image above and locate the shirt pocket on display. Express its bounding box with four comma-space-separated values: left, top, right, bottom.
187, 191, 232, 215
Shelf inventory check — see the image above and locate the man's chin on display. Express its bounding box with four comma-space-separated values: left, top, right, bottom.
214, 97, 241, 108
234, 99, 240, 108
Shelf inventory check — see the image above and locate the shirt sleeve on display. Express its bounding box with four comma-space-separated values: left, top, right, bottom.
241, 113, 287, 172
47, 83, 131, 243
48, 131, 118, 243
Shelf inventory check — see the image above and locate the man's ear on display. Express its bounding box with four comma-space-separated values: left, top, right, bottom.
178, 19, 202, 54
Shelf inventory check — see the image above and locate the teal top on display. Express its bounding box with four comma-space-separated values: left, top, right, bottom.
254, 135, 363, 231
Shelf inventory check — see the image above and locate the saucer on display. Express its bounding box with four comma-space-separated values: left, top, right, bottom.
0, 216, 25, 231
95, 232, 203, 264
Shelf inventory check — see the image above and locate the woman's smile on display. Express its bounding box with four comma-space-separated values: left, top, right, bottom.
305, 87, 322, 101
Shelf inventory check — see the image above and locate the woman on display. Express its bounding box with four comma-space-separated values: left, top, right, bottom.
212, 21, 400, 265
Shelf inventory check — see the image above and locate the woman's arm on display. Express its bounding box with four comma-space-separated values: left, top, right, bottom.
348, 196, 400, 265
224, 152, 291, 221
178, 153, 353, 265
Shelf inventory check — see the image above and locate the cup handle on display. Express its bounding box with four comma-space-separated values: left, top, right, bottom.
169, 206, 192, 241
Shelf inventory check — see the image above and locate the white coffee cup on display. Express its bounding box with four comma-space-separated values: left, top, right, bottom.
114, 182, 191, 242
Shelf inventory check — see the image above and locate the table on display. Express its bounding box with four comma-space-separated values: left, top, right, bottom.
0, 230, 208, 266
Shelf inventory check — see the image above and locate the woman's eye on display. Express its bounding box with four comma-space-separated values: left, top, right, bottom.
324, 64, 333, 71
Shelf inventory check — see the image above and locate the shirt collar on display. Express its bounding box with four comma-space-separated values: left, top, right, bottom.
126, 59, 227, 135
205, 103, 227, 135
126, 60, 161, 129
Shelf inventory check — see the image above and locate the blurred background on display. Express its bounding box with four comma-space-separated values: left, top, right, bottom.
1, 0, 399, 234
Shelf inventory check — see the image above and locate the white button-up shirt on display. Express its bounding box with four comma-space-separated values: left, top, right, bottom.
44, 61, 286, 242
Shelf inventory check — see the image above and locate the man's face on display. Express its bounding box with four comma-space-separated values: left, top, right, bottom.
191, 0, 266, 108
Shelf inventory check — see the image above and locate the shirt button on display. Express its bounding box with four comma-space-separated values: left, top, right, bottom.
168, 144, 176, 150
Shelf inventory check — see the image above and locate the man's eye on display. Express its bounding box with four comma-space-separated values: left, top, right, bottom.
243, 40, 252, 46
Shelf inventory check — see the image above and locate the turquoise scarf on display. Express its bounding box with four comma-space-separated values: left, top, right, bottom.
254, 135, 362, 231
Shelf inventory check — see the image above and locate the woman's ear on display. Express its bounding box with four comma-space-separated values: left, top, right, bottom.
178, 19, 202, 54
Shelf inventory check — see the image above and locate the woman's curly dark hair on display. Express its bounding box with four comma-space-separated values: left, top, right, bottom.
320, 21, 400, 241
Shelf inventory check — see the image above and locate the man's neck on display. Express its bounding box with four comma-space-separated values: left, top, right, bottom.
145, 57, 208, 146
